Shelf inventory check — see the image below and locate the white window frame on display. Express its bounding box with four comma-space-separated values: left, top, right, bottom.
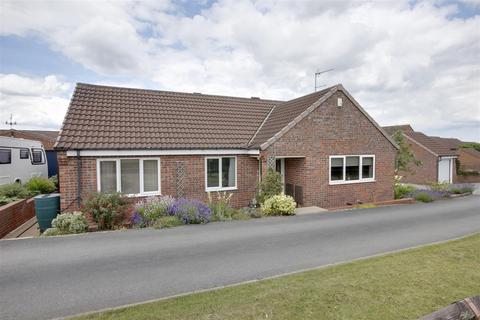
96, 158, 161, 196
205, 156, 238, 192
329, 155, 375, 185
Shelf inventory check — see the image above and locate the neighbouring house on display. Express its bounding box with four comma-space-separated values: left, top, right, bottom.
428, 136, 480, 183
0, 129, 59, 177
55, 83, 398, 211
382, 125, 461, 184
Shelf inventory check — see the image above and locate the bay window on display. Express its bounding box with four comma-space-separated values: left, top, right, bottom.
205, 156, 237, 191
97, 158, 160, 195
329, 155, 375, 184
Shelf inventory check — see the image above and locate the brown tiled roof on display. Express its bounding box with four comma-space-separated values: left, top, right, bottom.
429, 136, 463, 150
403, 131, 458, 156
382, 124, 415, 136
248, 88, 332, 147
0, 129, 59, 150
55, 83, 282, 150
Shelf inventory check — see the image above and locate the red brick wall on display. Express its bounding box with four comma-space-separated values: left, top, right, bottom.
0, 198, 35, 238
58, 153, 258, 211
261, 91, 397, 208
397, 138, 437, 184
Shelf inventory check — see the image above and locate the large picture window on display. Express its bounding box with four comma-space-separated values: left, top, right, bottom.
329, 155, 375, 184
205, 156, 237, 191
97, 158, 160, 195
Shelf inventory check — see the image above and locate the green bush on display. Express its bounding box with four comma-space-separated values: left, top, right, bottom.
134, 196, 175, 225
0, 183, 32, 205
82, 192, 131, 230
53, 212, 88, 233
460, 187, 474, 194
414, 192, 433, 203
231, 210, 251, 220
449, 188, 462, 194
394, 184, 415, 199
256, 169, 283, 205
239, 207, 263, 219
25, 176, 56, 195
262, 193, 296, 216
42, 228, 63, 236
429, 181, 449, 192
208, 192, 236, 221
49, 175, 59, 190
152, 216, 183, 229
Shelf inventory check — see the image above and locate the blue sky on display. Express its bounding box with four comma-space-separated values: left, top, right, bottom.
0, 0, 479, 141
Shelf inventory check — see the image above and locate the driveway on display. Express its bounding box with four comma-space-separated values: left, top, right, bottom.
1, 196, 479, 320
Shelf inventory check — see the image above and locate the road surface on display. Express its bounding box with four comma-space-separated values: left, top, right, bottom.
1, 196, 479, 320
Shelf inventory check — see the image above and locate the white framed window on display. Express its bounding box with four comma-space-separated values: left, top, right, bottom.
205, 156, 237, 191
96, 158, 161, 196
329, 155, 375, 185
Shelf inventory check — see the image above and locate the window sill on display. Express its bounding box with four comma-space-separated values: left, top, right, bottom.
124, 192, 162, 197
205, 187, 238, 192
329, 179, 376, 185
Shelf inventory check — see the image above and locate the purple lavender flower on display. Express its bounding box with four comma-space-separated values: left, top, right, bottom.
170, 198, 212, 224
130, 212, 145, 227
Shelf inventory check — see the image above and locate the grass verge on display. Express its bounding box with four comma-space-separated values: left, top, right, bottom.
75, 233, 480, 320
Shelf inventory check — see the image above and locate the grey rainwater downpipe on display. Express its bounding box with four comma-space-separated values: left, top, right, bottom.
76, 150, 82, 207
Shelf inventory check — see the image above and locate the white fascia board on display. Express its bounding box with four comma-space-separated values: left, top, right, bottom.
66, 149, 260, 157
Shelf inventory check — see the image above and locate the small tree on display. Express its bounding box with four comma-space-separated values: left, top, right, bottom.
393, 131, 422, 174
256, 169, 283, 205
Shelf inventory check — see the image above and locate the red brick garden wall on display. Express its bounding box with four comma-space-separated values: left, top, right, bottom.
58, 152, 259, 211
261, 90, 397, 208
0, 198, 35, 238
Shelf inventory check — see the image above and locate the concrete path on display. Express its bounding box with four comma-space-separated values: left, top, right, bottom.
1, 196, 479, 320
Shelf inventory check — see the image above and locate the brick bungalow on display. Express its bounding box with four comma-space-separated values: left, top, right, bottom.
383, 125, 460, 184
55, 83, 398, 211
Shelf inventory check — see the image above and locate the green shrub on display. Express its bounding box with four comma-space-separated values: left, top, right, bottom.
262, 193, 296, 216
414, 192, 434, 203
0, 183, 32, 205
82, 192, 131, 230
394, 184, 415, 199
460, 187, 474, 194
50, 212, 88, 234
239, 206, 263, 219
134, 196, 175, 225
152, 216, 183, 229
208, 192, 236, 221
449, 188, 462, 194
42, 228, 63, 236
49, 175, 59, 190
429, 181, 449, 192
231, 210, 251, 220
256, 169, 283, 205
25, 176, 56, 195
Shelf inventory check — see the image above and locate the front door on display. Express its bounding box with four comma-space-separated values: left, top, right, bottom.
438, 158, 452, 183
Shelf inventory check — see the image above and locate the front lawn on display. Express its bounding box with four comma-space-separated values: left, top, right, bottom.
76, 233, 480, 320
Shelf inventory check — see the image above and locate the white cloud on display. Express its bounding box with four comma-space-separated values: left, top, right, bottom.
0, 0, 479, 140
0, 74, 71, 130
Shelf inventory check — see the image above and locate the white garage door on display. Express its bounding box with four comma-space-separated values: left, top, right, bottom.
438, 158, 452, 183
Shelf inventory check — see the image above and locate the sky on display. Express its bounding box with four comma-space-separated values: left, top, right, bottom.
0, 0, 479, 141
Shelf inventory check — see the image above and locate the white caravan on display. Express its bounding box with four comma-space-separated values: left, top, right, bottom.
0, 136, 48, 185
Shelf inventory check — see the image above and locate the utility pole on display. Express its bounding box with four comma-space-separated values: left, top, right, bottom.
314, 68, 334, 92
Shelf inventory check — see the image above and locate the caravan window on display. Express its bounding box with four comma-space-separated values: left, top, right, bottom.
32, 149, 45, 164
0, 149, 11, 164
20, 148, 29, 159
